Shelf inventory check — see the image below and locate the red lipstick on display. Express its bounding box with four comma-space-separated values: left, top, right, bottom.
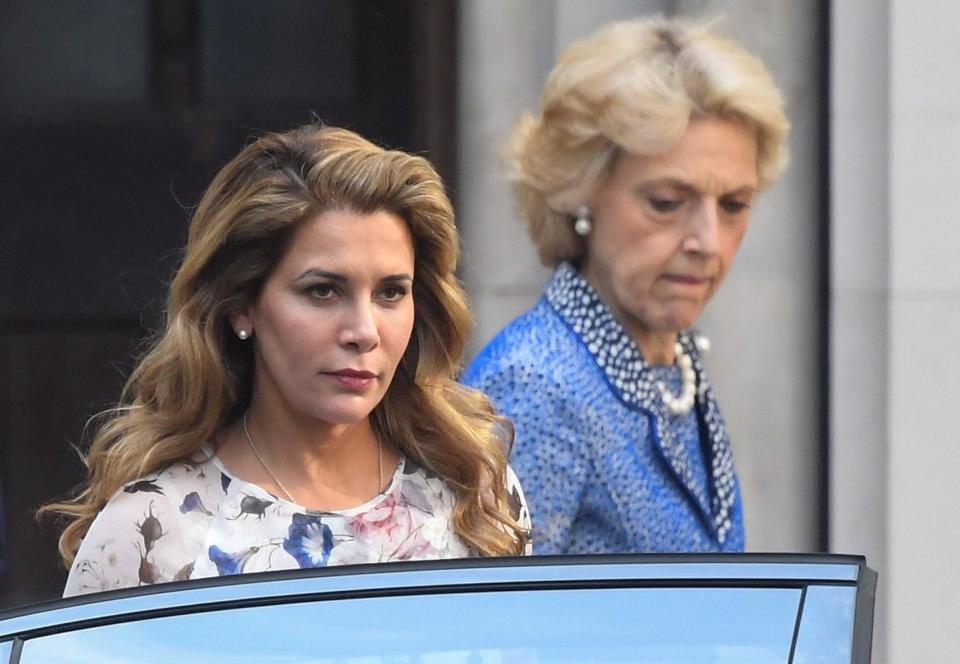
324, 369, 377, 390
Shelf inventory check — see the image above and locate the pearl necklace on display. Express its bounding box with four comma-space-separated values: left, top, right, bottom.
241, 411, 383, 504
656, 342, 698, 416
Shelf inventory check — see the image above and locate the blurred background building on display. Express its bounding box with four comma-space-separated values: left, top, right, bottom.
1, 1, 957, 662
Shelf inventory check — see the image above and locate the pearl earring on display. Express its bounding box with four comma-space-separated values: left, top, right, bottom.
574, 205, 592, 236
237, 329, 250, 340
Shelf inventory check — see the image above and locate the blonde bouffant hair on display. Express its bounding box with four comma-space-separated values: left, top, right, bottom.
44, 124, 528, 563
509, 15, 790, 266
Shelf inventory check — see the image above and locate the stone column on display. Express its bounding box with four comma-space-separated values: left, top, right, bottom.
830, 0, 890, 660
457, 0, 556, 350
886, 0, 960, 660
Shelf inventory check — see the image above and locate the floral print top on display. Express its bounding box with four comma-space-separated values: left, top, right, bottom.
64, 449, 531, 597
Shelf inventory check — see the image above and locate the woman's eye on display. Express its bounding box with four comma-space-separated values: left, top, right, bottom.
648, 197, 683, 213
306, 284, 337, 300
720, 199, 751, 214
380, 285, 409, 302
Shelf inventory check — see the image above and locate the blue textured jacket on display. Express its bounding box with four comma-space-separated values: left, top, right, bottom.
465, 264, 744, 554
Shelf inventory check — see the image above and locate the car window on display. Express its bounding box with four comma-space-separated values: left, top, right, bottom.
18, 586, 803, 663
0, 640, 12, 664
792, 585, 858, 663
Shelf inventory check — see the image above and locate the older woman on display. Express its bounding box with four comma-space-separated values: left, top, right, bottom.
465, 17, 788, 554
46, 125, 530, 596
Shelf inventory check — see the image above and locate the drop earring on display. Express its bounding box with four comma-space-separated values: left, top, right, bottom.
573, 205, 592, 236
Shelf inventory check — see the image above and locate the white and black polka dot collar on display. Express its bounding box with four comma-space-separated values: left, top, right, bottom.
544, 262, 737, 544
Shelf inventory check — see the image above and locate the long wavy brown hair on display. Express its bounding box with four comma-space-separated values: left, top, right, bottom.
42, 125, 528, 564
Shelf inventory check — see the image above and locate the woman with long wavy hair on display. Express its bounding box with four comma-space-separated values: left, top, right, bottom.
45, 124, 530, 596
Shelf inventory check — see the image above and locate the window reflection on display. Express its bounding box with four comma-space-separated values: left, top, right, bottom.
793, 585, 857, 663
21, 586, 803, 663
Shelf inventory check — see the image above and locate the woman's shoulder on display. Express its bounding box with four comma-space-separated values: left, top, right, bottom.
89, 453, 224, 548
470, 298, 554, 356
465, 298, 589, 385
393, 455, 458, 507
64, 454, 222, 597
113, 451, 224, 512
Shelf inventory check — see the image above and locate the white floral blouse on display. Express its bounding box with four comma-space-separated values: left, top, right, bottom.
64, 448, 532, 597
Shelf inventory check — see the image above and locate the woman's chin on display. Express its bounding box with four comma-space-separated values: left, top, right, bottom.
655, 305, 707, 333
300, 399, 381, 427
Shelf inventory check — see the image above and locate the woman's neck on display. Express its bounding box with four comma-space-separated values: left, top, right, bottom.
579, 263, 678, 365
219, 396, 396, 510
635, 333, 679, 366
246, 401, 375, 467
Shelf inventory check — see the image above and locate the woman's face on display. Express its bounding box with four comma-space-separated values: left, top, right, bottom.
581, 116, 759, 361
236, 208, 416, 426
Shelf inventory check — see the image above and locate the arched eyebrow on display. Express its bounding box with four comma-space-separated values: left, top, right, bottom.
295, 269, 347, 283
637, 178, 757, 197
379, 273, 414, 284
636, 179, 697, 196
294, 269, 413, 284
723, 186, 757, 198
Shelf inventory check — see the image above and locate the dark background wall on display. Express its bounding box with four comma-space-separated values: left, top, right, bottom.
0, 0, 457, 608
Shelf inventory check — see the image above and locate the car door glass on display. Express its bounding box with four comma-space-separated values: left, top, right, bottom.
792, 585, 857, 663
19, 586, 803, 663
0, 640, 12, 664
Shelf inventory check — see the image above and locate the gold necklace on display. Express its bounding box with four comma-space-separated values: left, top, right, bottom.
241, 411, 384, 504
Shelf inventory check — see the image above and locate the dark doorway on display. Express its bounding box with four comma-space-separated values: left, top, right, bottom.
0, 0, 457, 607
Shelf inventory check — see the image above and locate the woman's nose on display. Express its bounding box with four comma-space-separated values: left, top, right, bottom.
339, 301, 380, 352
681, 201, 721, 255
